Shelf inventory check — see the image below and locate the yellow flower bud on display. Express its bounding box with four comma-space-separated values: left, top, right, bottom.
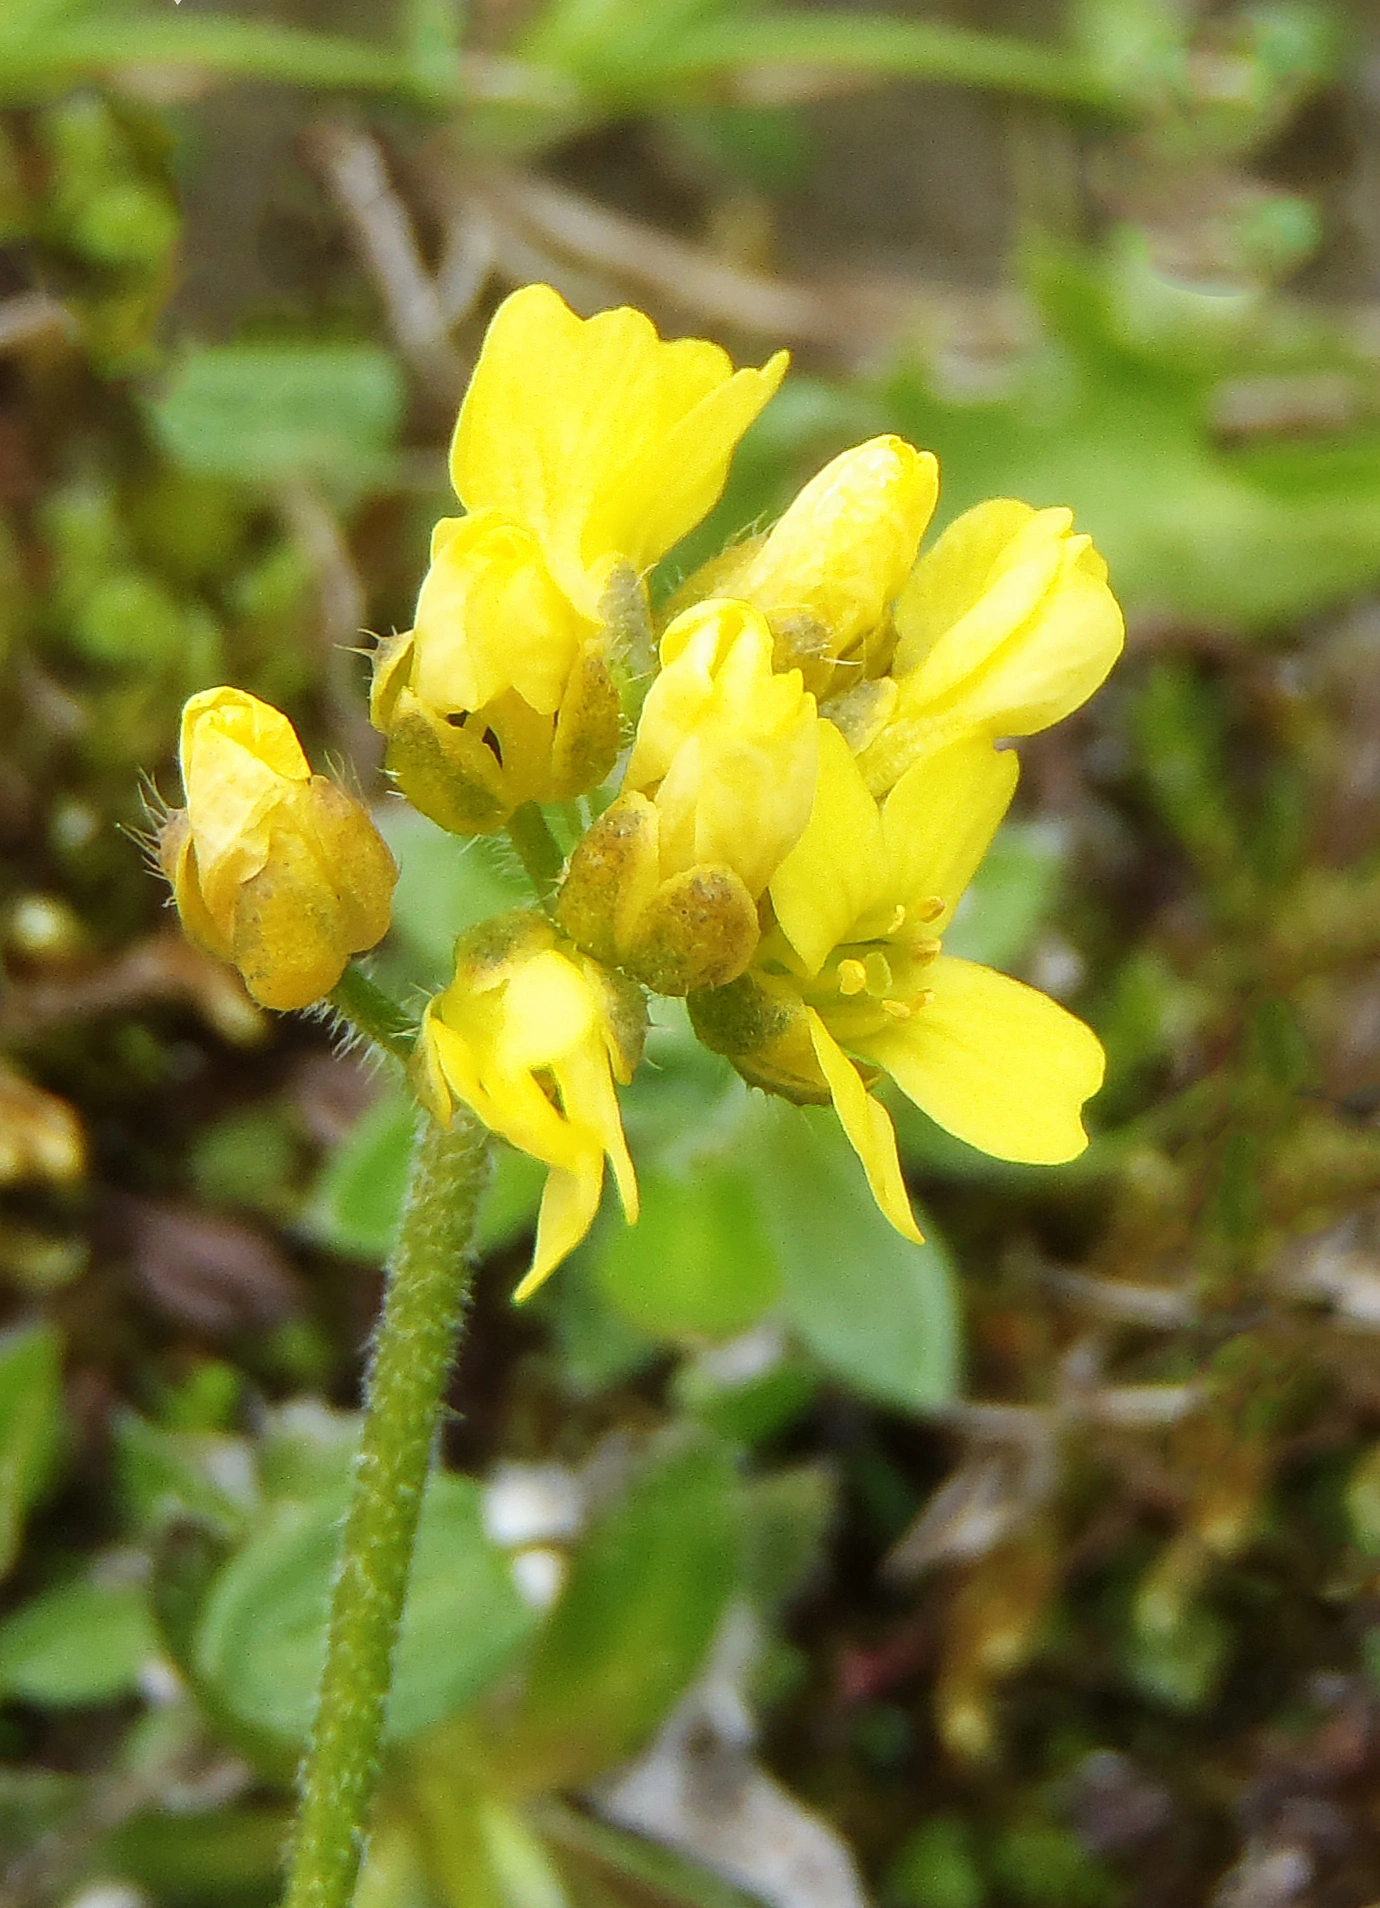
382, 283, 788, 833
158, 688, 397, 1012
856, 498, 1124, 793
675, 435, 938, 699
416, 911, 645, 1298
556, 599, 818, 995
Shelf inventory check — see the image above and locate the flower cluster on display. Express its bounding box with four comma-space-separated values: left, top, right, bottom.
157, 284, 1124, 1295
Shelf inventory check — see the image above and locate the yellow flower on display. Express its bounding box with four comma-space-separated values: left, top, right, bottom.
557, 598, 818, 995
417, 911, 646, 1298
852, 498, 1124, 795
674, 435, 938, 698
378, 284, 787, 831
158, 688, 397, 1012
690, 723, 1104, 1241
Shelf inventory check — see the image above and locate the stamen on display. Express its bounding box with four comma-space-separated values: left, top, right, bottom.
887, 904, 907, 935
916, 895, 945, 923
837, 957, 867, 996
911, 937, 942, 962
882, 998, 911, 1019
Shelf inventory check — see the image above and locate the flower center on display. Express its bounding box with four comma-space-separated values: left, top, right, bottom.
820, 893, 945, 1026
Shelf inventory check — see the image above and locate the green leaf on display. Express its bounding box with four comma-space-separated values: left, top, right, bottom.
377, 807, 530, 988
505, 1435, 740, 1788
195, 1473, 536, 1745
0, 1570, 157, 1706
884, 246, 1380, 631
0, 1322, 63, 1580
305, 1089, 414, 1262
147, 344, 404, 490
748, 1104, 962, 1413
306, 1087, 545, 1264
114, 1410, 257, 1538
589, 1159, 781, 1342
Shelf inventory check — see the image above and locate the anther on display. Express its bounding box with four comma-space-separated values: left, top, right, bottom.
882, 999, 911, 1020
916, 895, 945, 923
837, 958, 867, 996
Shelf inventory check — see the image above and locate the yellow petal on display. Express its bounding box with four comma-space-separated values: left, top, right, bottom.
891, 499, 1041, 676
632, 599, 818, 901
514, 1158, 606, 1302
864, 501, 1123, 790
806, 1009, 922, 1243
412, 512, 586, 717
770, 721, 886, 976
450, 284, 786, 612
861, 956, 1105, 1164
880, 738, 1018, 932
552, 1036, 639, 1223
180, 688, 311, 919
496, 949, 597, 1073
730, 435, 938, 674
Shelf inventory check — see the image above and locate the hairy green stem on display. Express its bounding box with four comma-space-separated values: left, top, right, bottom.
283, 1111, 490, 1908
507, 803, 566, 906
328, 967, 415, 1064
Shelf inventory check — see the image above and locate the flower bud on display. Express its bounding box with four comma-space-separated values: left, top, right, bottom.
556, 599, 818, 994
380, 283, 788, 833
158, 688, 397, 1011
669, 436, 937, 699
417, 911, 646, 1297
856, 499, 1124, 793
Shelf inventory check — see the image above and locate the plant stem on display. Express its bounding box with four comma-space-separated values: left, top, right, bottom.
328, 966, 415, 1064
283, 1110, 491, 1908
644, 16, 1127, 116
507, 803, 566, 906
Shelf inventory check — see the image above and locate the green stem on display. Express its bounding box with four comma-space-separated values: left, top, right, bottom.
0, 20, 459, 108
283, 1111, 491, 1908
328, 967, 415, 1064
639, 16, 1126, 115
507, 803, 566, 907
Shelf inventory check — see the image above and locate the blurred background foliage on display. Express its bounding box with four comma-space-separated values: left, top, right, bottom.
5, 0, 1380, 1904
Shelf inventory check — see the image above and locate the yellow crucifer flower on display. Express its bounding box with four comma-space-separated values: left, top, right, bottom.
417, 911, 646, 1298
374, 283, 788, 833
557, 598, 818, 995
851, 497, 1124, 795
158, 688, 397, 1012
672, 434, 939, 699
689, 723, 1105, 1241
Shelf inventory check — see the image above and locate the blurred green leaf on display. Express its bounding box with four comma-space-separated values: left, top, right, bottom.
504, 1434, 740, 1788
0, 1322, 63, 1581
590, 1159, 781, 1343
306, 1085, 545, 1263
196, 1474, 536, 1745
104, 1804, 292, 1902
739, 1464, 836, 1612
148, 344, 404, 490
748, 1104, 962, 1413
0, 1569, 156, 1706
378, 807, 529, 988
884, 247, 1380, 631
115, 1410, 257, 1538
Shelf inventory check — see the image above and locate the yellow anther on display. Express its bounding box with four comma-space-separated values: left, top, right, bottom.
882, 998, 912, 1020
888, 903, 908, 935
837, 958, 867, 996
916, 895, 945, 923
911, 936, 943, 961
